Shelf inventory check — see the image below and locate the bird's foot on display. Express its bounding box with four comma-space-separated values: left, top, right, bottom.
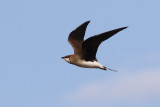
100, 66, 107, 70
100, 66, 117, 72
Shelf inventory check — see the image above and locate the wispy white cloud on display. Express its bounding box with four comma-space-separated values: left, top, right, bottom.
64, 68, 160, 104
63, 53, 160, 107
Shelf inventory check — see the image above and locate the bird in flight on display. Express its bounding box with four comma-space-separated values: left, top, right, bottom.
62, 21, 127, 71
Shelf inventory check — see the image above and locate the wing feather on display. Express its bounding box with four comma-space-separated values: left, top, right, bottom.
68, 21, 90, 54
82, 27, 128, 61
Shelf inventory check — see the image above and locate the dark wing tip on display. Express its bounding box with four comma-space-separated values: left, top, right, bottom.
114, 26, 128, 33
69, 20, 90, 38
86, 20, 90, 23
83, 20, 90, 26
79, 20, 90, 27
121, 26, 128, 30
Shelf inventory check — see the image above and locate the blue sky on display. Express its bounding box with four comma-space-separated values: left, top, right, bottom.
0, 0, 160, 107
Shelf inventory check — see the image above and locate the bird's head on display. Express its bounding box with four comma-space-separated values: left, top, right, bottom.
61, 55, 72, 63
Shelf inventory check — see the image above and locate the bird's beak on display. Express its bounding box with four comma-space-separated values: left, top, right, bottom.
61, 57, 64, 59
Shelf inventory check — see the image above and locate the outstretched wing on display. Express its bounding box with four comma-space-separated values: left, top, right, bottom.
82, 27, 128, 61
68, 21, 90, 54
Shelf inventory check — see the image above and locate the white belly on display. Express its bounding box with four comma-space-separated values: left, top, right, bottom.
76, 60, 104, 68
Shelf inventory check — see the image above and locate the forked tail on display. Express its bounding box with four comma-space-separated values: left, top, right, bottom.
100, 66, 117, 72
